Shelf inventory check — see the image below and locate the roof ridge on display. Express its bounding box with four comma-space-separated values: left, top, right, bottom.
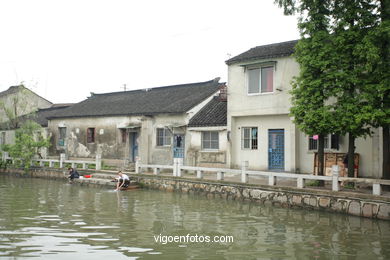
251, 39, 299, 49
226, 39, 299, 65
91, 78, 220, 97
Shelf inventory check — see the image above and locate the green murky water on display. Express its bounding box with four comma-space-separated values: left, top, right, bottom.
0, 175, 389, 259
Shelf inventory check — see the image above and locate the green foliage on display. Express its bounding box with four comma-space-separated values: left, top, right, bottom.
88, 163, 96, 169
3, 120, 50, 172
305, 180, 322, 187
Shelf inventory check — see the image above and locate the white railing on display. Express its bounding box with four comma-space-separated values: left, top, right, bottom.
135, 160, 390, 196
2, 152, 102, 170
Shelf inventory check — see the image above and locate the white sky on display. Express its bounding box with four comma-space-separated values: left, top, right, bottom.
0, 0, 299, 104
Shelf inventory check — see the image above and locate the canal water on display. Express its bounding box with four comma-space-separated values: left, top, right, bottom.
0, 176, 389, 259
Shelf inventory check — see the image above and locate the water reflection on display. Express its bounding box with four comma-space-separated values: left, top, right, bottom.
0, 176, 389, 259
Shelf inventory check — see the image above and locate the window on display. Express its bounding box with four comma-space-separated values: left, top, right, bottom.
202, 131, 219, 150
247, 66, 273, 94
242, 127, 258, 149
308, 134, 339, 151
58, 127, 66, 146
156, 128, 172, 146
87, 128, 95, 143
120, 129, 127, 143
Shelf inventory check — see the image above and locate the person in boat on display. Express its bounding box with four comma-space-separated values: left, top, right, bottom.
115, 171, 130, 190
68, 167, 80, 183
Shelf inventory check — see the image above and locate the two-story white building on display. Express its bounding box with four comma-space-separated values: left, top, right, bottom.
226, 40, 383, 178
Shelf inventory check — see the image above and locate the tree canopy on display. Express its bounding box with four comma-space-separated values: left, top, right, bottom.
275, 0, 389, 178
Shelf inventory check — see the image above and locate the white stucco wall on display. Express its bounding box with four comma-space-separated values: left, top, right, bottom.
227, 56, 299, 171
230, 115, 296, 171
227, 57, 300, 117
227, 54, 383, 177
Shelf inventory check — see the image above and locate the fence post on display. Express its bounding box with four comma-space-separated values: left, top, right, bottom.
297, 177, 304, 189
332, 165, 339, 192
82, 163, 87, 170
217, 171, 224, 181
135, 157, 141, 174
373, 183, 381, 196
59, 153, 66, 168
95, 154, 102, 170
197, 170, 203, 179
241, 161, 249, 183
177, 159, 182, 177
268, 173, 276, 186
173, 159, 177, 177
153, 167, 160, 175
49, 160, 54, 168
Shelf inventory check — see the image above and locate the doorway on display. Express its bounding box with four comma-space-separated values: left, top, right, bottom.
129, 132, 138, 162
268, 129, 284, 170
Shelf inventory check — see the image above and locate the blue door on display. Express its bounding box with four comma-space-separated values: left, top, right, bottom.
131, 132, 138, 162
173, 134, 185, 158
268, 129, 284, 170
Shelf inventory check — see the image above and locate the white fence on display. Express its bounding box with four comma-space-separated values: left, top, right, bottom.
2, 152, 102, 170
135, 159, 390, 196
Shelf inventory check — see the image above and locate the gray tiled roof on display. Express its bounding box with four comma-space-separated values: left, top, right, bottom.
188, 96, 227, 127
48, 79, 222, 119
226, 40, 298, 65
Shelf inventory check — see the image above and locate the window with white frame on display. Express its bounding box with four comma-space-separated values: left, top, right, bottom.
242, 127, 258, 149
308, 134, 339, 151
156, 128, 172, 146
202, 131, 219, 150
247, 66, 274, 94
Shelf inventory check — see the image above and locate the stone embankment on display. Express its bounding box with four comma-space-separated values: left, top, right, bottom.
1, 168, 389, 220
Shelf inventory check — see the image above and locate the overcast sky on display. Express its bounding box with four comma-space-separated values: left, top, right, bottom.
0, 0, 299, 104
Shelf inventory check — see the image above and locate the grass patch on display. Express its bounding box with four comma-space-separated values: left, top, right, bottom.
306, 180, 322, 187
343, 182, 355, 189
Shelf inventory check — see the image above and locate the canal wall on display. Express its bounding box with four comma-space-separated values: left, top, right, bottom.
1, 168, 390, 220
134, 175, 390, 221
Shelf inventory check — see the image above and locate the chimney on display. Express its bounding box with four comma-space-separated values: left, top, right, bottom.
219, 84, 227, 101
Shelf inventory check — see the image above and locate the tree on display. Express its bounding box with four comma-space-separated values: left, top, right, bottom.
277, 0, 337, 178
3, 121, 50, 172
328, 0, 378, 177
275, 0, 388, 178
365, 0, 390, 179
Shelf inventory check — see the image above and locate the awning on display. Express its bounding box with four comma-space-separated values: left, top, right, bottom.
117, 123, 141, 129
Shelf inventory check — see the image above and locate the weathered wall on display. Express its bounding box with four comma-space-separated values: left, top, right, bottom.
48, 113, 190, 165
186, 126, 227, 167
148, 114, 187, 165
48, 116, 139, 159
0, 87, 52, 123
